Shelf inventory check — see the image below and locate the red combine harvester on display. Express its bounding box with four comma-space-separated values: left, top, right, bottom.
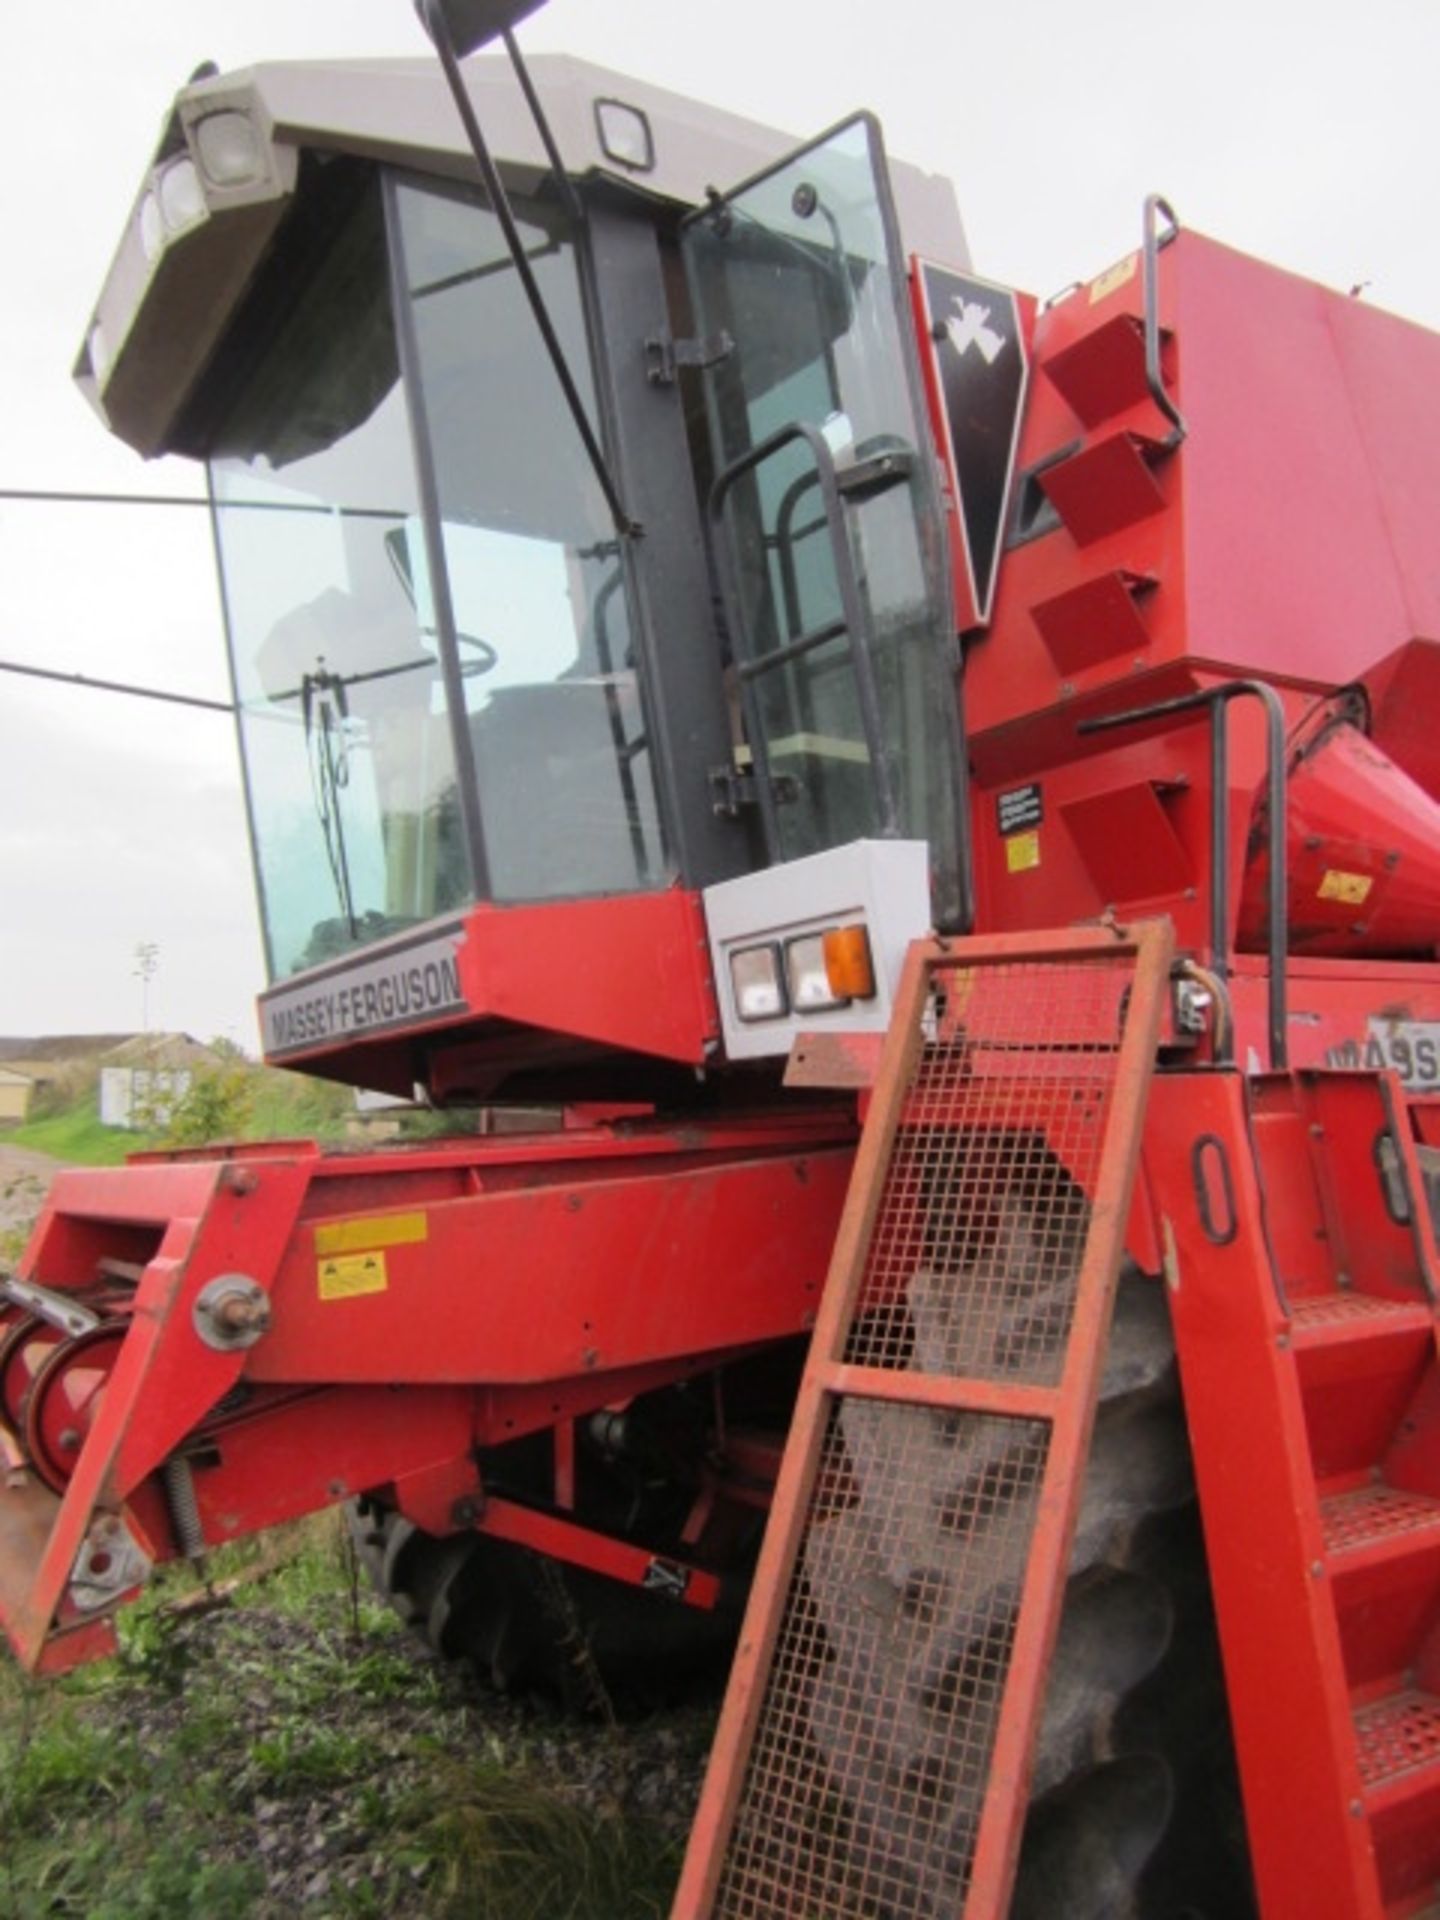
7, 2, 1440, 1912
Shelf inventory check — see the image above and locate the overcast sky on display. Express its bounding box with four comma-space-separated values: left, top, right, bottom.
2, 0, 1437, 1051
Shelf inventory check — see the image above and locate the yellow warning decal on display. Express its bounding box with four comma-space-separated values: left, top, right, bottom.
319, 1251, 388, 1301
1089, 254, 1138, 304
1317, 869, 1374, 906
314, 1211, 428, 1257
1006, 830, 1041, 874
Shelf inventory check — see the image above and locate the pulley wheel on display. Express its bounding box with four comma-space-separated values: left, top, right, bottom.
0, 1313, 64, 1435
23, 1323, 128, 1491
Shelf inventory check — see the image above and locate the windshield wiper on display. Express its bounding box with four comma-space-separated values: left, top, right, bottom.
300, 666, 359, 935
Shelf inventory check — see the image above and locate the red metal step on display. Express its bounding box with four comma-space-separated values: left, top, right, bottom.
1036, 431, 1169, 546
1357, 1689, 1440, 1805
1322, 1482, 1440, 1570
1029, 569, 1156, 677
1291, 1294, 1433, 1350
1358, 1690, 1440, 1907
1042, 312, 1154, 428
1292, 1294, 1433, 1484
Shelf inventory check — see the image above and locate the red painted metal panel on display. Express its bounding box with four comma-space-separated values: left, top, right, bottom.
248, 1144, 853, 1386
0, 1111, 856, 1671
673, 921, 1171, 1920
963, 229, 1440, 973
257, 887, 719, 1091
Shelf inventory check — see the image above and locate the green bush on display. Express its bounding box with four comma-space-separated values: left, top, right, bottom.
157, 1064, 254, 1146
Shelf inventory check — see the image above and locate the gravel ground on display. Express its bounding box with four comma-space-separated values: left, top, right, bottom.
0, 1142, 63, 1248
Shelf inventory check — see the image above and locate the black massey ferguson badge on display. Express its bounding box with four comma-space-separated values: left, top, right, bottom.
916, 262, 1029, 631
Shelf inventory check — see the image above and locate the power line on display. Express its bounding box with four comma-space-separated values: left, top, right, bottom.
0, 486, 209, 509
0, 656, 232, 713
0, 486, 405, 520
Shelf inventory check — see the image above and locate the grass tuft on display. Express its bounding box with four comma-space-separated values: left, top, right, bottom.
402, 1755, 682, 1920
0, 1509, 702, 1915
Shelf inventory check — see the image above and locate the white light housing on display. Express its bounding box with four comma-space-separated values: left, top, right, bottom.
729, 944, 787, 1023
594, 98, 654, 173
86, 322, 110, 382
193, 111, 263, 189
138, 191, 163, 263
786, 932, 847, 1013
157, 157, 206, 234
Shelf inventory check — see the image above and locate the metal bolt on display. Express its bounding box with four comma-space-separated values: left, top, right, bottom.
1310, 1560, 1324, 1579
451, 1497, 480, 1528
223, 1167, 259, 1196
193, 1274, 269, 1351
210, 1290, 267, 1334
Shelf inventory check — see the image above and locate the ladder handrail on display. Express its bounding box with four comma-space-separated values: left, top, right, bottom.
1080, 678, 1288, 1067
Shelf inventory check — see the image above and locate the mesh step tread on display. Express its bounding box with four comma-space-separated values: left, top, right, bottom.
1356, 1690, 1440, 1804
1321, 1483, 1440, 1559
1289, 1293, 1433, 1348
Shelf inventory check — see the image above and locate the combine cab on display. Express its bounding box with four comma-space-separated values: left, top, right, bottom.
10, 3, 1440, 1912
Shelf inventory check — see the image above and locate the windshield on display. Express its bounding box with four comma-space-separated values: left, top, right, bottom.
390, 175, 665, 903
212, 177, 467, 980
210, 168, 666, 986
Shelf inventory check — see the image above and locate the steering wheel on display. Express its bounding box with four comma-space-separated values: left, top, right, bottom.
455, 630, 499, 677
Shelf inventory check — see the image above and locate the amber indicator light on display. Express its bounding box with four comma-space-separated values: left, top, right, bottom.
823, 924, 876, 1000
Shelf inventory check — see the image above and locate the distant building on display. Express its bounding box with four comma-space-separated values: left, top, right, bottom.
98, 1065, 193, 1130
0, 1066, 34, 1126
0, 1033, 222, 1131
96, 1035, 221, 1131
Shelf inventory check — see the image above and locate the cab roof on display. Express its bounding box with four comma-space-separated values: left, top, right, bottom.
77, 50, 969, 459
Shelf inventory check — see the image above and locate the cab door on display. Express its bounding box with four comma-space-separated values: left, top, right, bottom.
682, 114, 967, 927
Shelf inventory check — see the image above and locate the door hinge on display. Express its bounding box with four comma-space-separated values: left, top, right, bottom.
709, 762, 799, 820
645, 330, 734, 387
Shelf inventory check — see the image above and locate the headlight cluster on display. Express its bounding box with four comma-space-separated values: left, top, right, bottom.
138, 157, 208, 263
729, 924, 877, 1024
135, 112, 268, 267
